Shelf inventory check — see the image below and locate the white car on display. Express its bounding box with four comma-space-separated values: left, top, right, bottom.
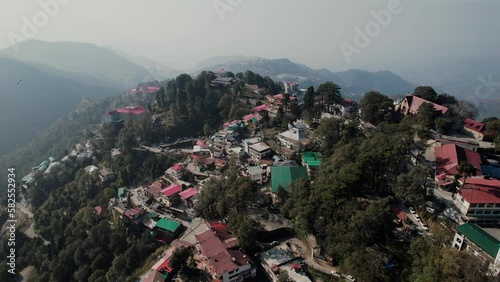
421, 222, 429, 231
409, 207, 416, 214
330, 271, 340, 277
414, 214, 421, 222
346, 275, 356, 281
426, 207, 436, 214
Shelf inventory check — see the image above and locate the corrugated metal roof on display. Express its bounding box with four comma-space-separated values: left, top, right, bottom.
155, 218, 181, 232
271, 166, 309, 192
456, 223, 500, 257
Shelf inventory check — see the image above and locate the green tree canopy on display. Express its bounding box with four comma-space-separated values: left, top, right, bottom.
360, 91, 394, 124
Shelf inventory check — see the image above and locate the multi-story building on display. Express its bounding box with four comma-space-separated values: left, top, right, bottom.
165, 164, 185, 179
248, 142, 272, 161
454, 177, 500, 225
194, 221, 256, 282
452, 223, 500, 276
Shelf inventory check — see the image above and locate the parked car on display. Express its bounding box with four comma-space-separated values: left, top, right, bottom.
426, 201, 434, 207
409, 207, 416, 214
421, 222, 429, 231
346, 275, 356, 281
330, 270, 341, 277
414, 214, 420, 221
426, 207, 436, 214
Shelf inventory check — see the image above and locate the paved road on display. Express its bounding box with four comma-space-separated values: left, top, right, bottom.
287, 238, 341, 276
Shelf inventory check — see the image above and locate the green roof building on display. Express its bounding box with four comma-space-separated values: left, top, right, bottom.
38, 160, 49, 172
455, 223, 500, 258
302, 151, 322, 167
22, 174, 35, 185
155, 218, 181, 233
117, 187, 127, 198
271, 166, 309, 193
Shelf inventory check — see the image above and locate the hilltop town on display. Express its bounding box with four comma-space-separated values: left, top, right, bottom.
8, 70, 500, 282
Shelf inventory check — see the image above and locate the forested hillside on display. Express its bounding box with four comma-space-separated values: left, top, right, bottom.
0, 93, 153, 196
1, 70, 498, 282
0, 70, 283, 281
0, 56, 119, 156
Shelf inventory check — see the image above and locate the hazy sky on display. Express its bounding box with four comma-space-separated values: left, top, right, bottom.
1, 0, 499, 71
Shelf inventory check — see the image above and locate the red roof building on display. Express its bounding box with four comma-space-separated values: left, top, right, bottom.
254, 104, 269, 112
145, 86, 161, 93
171, 164, 184, 171
115, 106, 145, 115
398, 95, 448, 116
179, 188, 198, 200
156, 259, 173, 273
161, 184, 182, 197
392, 207, 408, 221
105, 106, 146, 123
435, 144, 482, 187
464, 118, 492, 141
130, 86, 160, 94
166, 164, 185, 179
194, 221, 256, 281
124, 208, 145, 220
454, 177, 500, 225
94, 205, 107, 217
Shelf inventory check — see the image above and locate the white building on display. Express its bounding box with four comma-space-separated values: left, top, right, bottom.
452, 223, 500, 276
243, 137, 261, 154
248, 142, 272, 161
277, 128, 309, 151
453, 177, 500, 225
99, 168, 115, 182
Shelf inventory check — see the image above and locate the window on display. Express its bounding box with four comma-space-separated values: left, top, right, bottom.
478, 204, 485, 208
492, 211, 500, 215
470, 204, 478, 208
467, 211, 475, 215
484, 210, 492, 215
476, 210, 484, 214
486, 204, 494, 208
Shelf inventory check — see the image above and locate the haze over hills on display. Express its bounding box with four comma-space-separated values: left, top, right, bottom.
1, 40, 498, 157
395, 55, 500, 100
0, 40, 152, 89
193, 56, 418, 98
0, 56, 118, 156
107, 46, 184, 81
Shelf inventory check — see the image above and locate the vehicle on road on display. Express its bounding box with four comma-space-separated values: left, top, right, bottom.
421, 222, 429, 231
426, 201, 434, 207
426, 207, 436, 214
346, 275, 356, 281
414, 214, 420, 221
409, 207, 416, 214
330, 270, 341, 277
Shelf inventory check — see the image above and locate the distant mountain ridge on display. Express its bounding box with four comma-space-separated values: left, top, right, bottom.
193, 56, 417, 98
0, 40, 152, 89
0, 56, 118, 156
